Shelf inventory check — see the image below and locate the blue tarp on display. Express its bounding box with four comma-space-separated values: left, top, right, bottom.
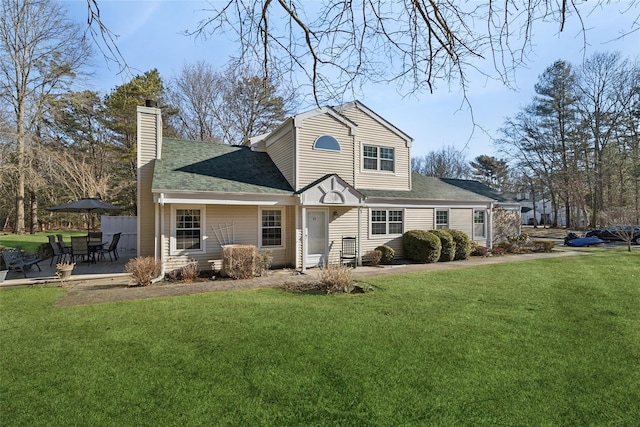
565, 236, 605, 247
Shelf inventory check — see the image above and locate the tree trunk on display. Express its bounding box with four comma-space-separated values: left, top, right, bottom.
30, 190, 38, 234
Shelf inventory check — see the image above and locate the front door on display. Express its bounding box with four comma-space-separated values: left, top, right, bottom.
306, 209, 327, 267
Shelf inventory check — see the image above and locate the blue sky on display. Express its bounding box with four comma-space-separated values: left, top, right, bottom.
65, 1, 639, 162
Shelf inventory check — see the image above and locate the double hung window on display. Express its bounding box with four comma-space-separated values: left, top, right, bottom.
474, 210, 486, 238
174, 207, 204, 252
435, 210, 448, 229
371, 209, 403, 236
363, 145, 394, 171
261, 209, 283, 247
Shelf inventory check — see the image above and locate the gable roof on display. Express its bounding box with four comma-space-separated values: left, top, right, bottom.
334, 100, 413, 145
152, 138, 293, 195
440, 178, 518, 203
360, 174, 495, 202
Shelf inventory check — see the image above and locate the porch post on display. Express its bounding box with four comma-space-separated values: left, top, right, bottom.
301, 205, 307, 272
357, 205, 362, 266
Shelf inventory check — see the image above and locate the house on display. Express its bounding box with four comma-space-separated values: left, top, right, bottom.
518, 196, 567, 227
441, 178, 522, 241
137, 101, 513, 274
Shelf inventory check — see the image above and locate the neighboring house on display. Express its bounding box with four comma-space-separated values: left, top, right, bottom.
517, 194, 567, 227
137, 101, 513, 273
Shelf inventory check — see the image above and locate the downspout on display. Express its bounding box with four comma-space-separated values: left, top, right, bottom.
488, 202, 494, 248
151, 193, 166, 284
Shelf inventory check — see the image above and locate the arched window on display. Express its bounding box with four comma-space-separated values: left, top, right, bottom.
313, 135, 340, 151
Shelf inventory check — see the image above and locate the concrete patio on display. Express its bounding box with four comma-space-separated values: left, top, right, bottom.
1, 249, 136, 287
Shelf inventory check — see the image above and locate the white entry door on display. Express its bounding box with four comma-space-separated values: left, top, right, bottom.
306, 209, 327, 267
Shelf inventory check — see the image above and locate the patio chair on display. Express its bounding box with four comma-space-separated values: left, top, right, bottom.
97, 232, 121, 262
1, 249, 43, 278
340, 236, 357, 267
70, 236, 90, 263
57, 234, 71, 251
88, 231, 103, 242
47, 235, 69, 266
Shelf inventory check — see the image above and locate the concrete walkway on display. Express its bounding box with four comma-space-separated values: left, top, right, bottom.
40, 249, 589, 307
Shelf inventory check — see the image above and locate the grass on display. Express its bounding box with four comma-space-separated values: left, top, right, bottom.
0, 231, 87, 253
1, 249, 639, 426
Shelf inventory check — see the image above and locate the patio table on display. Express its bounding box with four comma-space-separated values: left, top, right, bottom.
87, 241, 105, 264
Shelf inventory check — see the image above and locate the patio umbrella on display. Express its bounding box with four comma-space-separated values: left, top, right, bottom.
47, 198, 122, 232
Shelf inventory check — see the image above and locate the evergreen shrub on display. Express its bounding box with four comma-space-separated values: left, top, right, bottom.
429, 229, 456, 262
446, 229, 472, 260
375, 245, 395, 264
402, 230, 441, 263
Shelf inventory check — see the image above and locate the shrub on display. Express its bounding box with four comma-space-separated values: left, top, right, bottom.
181, 259, 200, 283
429, 229, 455, 262
362, 249, 382, 266
256, 249, 273, 276
319, 263, 353, 293
125, 257, 162, 287
471, 245, 489, 257
446, 229, 472, 260
532, 240, 555, 253
222, 244, 258, 279
402, 230, 441, 263
375, 245, 395, 264
507, 233, 530, 246
491, 244, 507, 256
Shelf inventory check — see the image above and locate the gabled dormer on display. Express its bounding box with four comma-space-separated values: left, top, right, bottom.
249, 101, 413, 193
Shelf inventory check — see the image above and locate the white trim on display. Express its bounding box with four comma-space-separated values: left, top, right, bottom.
313, 134, 341, 152
473, 209, 487, 239
170, 205, 207, 256
361, 143, 396, 174
258, 207, 286, 250
435, 208, 449, 229
154, 192, 296, 206
368, 207, 405, 239
335, 101, 412, 147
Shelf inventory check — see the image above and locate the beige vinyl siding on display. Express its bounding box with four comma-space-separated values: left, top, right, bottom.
450, 208, 473, 237
339, 106, 411, 191
405, 207, 434, 231
297, 114, 354, 190
137, 108, 160, 257
265, 126, 295, 187
327, 207, 359, 264
162, 204, 294, 272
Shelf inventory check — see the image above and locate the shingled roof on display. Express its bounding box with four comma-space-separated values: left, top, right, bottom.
440, 178, 518, 203
152, 138, 293, 195
360, 174, 495, 202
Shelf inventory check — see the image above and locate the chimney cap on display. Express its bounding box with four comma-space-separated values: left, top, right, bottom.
145, 99, 157, 107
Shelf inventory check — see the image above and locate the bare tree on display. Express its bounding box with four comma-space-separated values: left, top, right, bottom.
411, 145, 471, 178
576, 52, 637, 227
185, 1, 638, 104
601, 208, 640, 251
166, 61, 223, 143
167, 62, 297, 145
0, 0, 91, 233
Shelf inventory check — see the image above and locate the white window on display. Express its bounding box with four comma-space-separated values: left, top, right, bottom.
172, 206, 205, 254
363, 145, 394, 171
371, 209, 403, 236
474, 210, 486, 238
436, 210, 448, 229
313, 135, 340, 151
260, 208, 284, 248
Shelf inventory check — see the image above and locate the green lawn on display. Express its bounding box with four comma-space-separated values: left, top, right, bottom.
0, 231, 87, 253
1, 249, 639, 426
